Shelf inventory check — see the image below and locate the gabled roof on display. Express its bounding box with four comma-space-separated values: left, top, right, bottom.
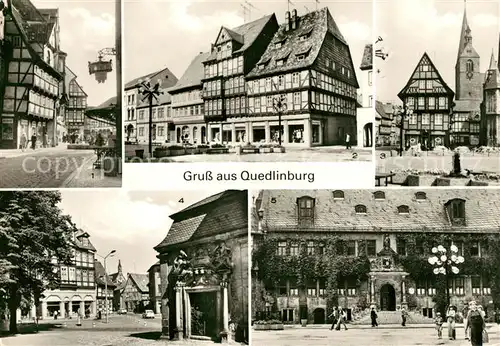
85, 96, 117, 124
128, 273, 149, 293
259, 190, 500, 232
398, 52, 454, 100
375, 100, 391, 120
155, 190, 248, 250
247, 7, 357, 88
456, 2, 479, 61
360, 44, 373, 70
484, 51, 500, 90
94, 260, 116, 287
205, 14, 276, 61
72, 230, 96, 251
125, 67, 178, 90
169, 52, 210, 93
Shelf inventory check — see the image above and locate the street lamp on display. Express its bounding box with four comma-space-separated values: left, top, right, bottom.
427, 245, 464, 310
272, 94, 287, 146
138, 78, 163, 158
97, 250, 116, 323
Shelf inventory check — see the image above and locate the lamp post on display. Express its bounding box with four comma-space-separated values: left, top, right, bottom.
395, 104, 413, 156
272, 94, 287, 146
427, 245, 464, 310
138, 79, 163, 157
97, 250, 116, 323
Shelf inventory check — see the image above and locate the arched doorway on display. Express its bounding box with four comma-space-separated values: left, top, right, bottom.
126, 124, 134, 141
201, 126, 206, 144
176, 128, 181, 143
313, 308, 325, 324
193, 127, 198, 144
363, 123, 373, 147
380, 284, 396, 311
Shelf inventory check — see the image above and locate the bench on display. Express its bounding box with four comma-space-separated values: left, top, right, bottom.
375, 173, 396, 186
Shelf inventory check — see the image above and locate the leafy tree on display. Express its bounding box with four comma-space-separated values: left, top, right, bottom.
0, 191, 77, 333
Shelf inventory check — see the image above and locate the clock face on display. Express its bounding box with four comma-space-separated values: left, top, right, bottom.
467, 72, 473, 80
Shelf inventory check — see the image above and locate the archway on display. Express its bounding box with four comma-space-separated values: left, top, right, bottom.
176, 128, 181, 143
126, 124, 134, 141
313, 308, 325, 324
380, 284, 396, 311
363, 123, 373, 147
201, 126, 206, 144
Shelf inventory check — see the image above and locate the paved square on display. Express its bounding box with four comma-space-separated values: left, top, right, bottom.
252, 325, 500, 346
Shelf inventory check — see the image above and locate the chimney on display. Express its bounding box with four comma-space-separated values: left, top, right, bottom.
211, 43, 214, 52
291, 9, 298, 30
285, 11, 291, 31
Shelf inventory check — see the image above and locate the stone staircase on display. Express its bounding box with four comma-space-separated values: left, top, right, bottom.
351, 311, 434, 325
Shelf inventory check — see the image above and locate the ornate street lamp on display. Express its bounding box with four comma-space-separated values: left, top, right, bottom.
97, 250, 116, 323
272, 94, 287, 146
138, 78, 163, 157
88, 48, 116, 84
395, 105, 413, 156
428, 245, 464, 309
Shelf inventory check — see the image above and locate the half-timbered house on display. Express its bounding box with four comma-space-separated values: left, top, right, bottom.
245, 7, 359, 147
0, 0, 65, 149
64, 66, 87, 140
201, 14, 279, 144
483, 50, 500, 146
398, 53, 455, 149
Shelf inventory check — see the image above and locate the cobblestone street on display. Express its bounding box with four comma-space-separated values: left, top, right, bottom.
0, 148, 121, 188
126, 145, 372, 163
253, 324, 500, 346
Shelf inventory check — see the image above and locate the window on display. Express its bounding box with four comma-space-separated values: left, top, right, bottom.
416, 280, 426, 295
472, 276, 481, 294
397, 205, 410, 214
466, 59, 474, 73
307, 241, 315, 255
289, 278, 298, 296
368, 71, 373, 86
397, 239, 407, 256
275, 42, 282, 49
282, 309, 294, 322
355, 205, 367, 214
447, 199, 465, 225
373, 191, 385, 200
346, 277, 357, 296
422, 113, 430, 125
409, 114, 417, 125
453, 241, 464, 256
306, 279, 316, 296
318, 278, 326, 296
290, 243, 299, 256
483, 277, 491, 295
415, 192, 427, 200
347, 240, 356, 256
333, 190, 344, 200
454, 277, 465, 295
470, 242, 479, 257
434, 113, 443, 125
366, 240, 376, 256
416, 239, 424, 255
292, 73, 299, 85
438, 97, 447, 109
417, 97, 425, 109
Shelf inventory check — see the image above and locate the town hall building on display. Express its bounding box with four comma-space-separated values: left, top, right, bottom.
252, 189, 500, 325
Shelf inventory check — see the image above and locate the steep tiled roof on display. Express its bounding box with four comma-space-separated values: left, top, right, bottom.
136, 88, 171, 109
94, 260, 116, 287
247, 7, 352, 79
129, 273, 149, 293
125, 67, 178, 90
147, 261, 160, 273
155, 190, 248, 250
360, 44, 373, 70
375, 100, 388, 120
259, 190, 500, 232
168, 52, 210, 93
11, 0, 45, 21
205, 14, 275, 62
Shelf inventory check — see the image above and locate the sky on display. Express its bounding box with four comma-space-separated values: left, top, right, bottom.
58, 189, 222, 276
376, 0, 500, 104
123, 0, 372, 84
31, 0, 118, 106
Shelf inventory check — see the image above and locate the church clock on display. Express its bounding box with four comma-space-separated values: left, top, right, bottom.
467, 71, 473, 80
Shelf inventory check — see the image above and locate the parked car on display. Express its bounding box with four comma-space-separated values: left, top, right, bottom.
142, 310, 155, 319
117, 309, 127, 315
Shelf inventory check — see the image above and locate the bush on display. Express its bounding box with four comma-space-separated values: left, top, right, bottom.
168, 145, 185, 150
211, 143, 225, 148
197, 145, 210, 149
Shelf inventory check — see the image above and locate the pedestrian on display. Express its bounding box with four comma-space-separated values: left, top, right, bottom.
345, 133, 351, 149
54, 310, 58, 320
20, 132, 27, 150
43, 131, 47, 148
464, 304, 470, 340
328, 307, 338, 331
401, 307, 408, 326
435, 312, 444, 339
467, 301, 485, 346
31, 132, 37, 150
336, 307, 348, 330
371, 306, 378, 327
446, 306, 456, 340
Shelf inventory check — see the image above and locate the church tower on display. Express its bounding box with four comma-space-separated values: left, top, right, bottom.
484, 43, 500, 145
455, 0, 482, 101
118, 259, 122, 274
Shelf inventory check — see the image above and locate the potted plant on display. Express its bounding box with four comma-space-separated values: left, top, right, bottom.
154, 146, 170, 158
168, 145, 186, 156
273, 144, 286, 153
197, 144, 210, 154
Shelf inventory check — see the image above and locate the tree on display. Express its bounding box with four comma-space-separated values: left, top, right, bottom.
0, 191, 77, 333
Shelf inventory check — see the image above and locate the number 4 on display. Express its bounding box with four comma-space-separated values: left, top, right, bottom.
178, 198, 184, 203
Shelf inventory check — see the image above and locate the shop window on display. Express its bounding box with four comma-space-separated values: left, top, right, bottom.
454, 277, 465, 295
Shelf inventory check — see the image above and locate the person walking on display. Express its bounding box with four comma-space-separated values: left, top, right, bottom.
20, 132, 27, 150
435, 312, 444, 339
31, 132, 37, 150
336, 307, 348, 330
329, 307, 338, 331
467, 301, 485, 346
464, 304, 470, 341
345, 133, 351, 149
371, 306, 378, 327
401, 307, 408, 327
447, 306, 457, 340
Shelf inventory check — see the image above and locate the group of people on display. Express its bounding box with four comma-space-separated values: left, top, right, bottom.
434, 301, 487, 345
328, 306, 348, 331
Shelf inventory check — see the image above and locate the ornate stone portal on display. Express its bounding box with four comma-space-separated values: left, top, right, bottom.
369, 234, 408, 311
165, 242, 234, 343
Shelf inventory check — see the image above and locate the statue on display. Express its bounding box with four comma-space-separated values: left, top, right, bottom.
383, 234, 391, 250
212, 242, 233, 273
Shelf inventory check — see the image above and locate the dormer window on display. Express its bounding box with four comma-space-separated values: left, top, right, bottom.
295, 46, 311, 62
297, 196, 315, 227
355, 205, 367, 214
275, 42, 282, 49
297, 55, 306, 61
446, 198, 466, 226
415, 192, 427, 200
276, 59, 285, 66
258, 57, 271, 70
333, 190, 344, 200
373, 191, 385, 200
299, 28, 313, 41
397, 205, 410, 214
